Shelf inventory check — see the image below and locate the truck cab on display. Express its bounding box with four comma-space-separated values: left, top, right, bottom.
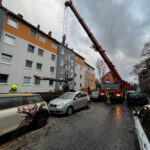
100, 83, 124, 102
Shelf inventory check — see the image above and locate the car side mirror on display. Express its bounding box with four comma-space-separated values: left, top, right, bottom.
74, 97, 77, 100
132, 110, 139, 116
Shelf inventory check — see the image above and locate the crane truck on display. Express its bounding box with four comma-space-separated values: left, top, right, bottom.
65, 0, 129, 102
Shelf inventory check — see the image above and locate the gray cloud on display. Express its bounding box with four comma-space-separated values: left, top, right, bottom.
3, 0, 150, 82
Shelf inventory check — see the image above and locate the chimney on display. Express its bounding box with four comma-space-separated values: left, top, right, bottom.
18, 13, 23, 19
48, 31, 52, 37
0, 0, 2, 6
37, 24, 40, 30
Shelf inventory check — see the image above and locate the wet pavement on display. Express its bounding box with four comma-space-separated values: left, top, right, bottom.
0, 101, 139, 150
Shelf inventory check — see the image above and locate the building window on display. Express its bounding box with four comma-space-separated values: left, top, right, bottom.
80, 83, 82, 87
71, 59, 74, 64
75, 73, 76, 77
27, 44, 34, 53
61, 60, 63, 66
4, 34, 15, 46
61, 49, 64, 55
38, 49, 44, 56
0, 74, 8, 84
52, 42, 57, 49
51, 54, 56, 61
7, 17, 18, 29
23, 76, 31, 84
50, 67, 55, 73
80, 75, 82, 79
36, 63, 42, 70
30, 29, 37, 39
25, 60, 33, 68
80, 59, 83, 63
34, 77, 40, 85
49, 80, 53, 86
74, 82, 76, 86
60, 70, 63, 74
39, 34, 46, 43
1, 53, 12, 64
80, 66, 82, 71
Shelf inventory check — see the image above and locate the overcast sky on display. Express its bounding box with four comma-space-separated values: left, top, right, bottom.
3, 0, 150, 83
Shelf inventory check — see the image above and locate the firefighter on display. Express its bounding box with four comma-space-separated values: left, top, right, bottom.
9, 84, 18, 94
106, 88, 110, 104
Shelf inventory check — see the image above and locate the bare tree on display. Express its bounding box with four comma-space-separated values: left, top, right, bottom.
141, 42, 150, 58
130, 59, 146, 76
96, 58, 106, 81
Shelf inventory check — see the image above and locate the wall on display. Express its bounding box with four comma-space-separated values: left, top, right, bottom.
55, 44, 75, 91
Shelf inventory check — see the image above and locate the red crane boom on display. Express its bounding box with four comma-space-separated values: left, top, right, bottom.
65, 1, 129, 90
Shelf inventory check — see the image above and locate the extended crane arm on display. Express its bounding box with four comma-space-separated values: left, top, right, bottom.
65, 1, 123, 83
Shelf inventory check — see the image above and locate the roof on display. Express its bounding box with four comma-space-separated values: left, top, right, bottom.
0, 5, 88, 62
74, 51, 85, 59
0, 6, 59, 44
0, 93, 39, 97
85, 62, 95, 70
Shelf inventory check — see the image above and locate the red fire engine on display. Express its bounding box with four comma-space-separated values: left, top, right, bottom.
65, 1, 129, 101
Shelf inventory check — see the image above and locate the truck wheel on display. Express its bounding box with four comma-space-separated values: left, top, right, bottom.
34, 113, 48, 128
67, 107, 73, 116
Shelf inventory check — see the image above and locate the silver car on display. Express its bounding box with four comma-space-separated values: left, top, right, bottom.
48, 91, 90, 115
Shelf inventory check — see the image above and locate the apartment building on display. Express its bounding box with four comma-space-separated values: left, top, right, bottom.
84, 63, 95, 91
0, 3, 96, 93
74, 53, 85, 91
55, 44, 75, 91
0, 6, 58, 93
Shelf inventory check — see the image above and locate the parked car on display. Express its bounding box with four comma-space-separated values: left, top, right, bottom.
48, 91, 90, 115
133, 105, 150, 150
126, 92, 148, 107
90, 91, 100, 101
0, 93, 49, 137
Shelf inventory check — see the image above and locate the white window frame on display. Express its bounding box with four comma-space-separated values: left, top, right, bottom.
27, 44, 35, 53
38, 49, 44, 56
36, 63, 42, 70
52, 42, 57, 49
51, 54, 56, 61
34, 77, 41, 85
61, 49, 64, 55
4, 34, 16, 46
25, 60, 33, 68
0, 74, 9, 84
39, 34, 46, 43
7, 17, 18, 29
30, 29, 37, 39
50, 66, 55, 73
23, 76, 31, 85
1, 53, 12, 64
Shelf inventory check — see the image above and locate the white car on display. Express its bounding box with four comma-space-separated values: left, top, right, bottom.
133, 105, 150, 150
0, 94, 49, 136
48, 91, 90, 115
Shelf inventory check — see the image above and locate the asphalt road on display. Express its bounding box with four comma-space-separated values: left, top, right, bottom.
0, 101, 139, 150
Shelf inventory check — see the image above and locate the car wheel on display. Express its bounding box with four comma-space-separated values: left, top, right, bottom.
86, 101, 90, 109
67, 107, 73, 116
34, 113, 48, 128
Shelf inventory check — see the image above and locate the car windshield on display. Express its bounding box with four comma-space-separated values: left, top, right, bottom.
59, 92, 75, 99
130, 93, 143, 98
91, 91, 99, 95
102, 84, 119, 90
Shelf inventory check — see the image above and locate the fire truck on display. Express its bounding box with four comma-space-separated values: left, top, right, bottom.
65, 1, 129, 101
